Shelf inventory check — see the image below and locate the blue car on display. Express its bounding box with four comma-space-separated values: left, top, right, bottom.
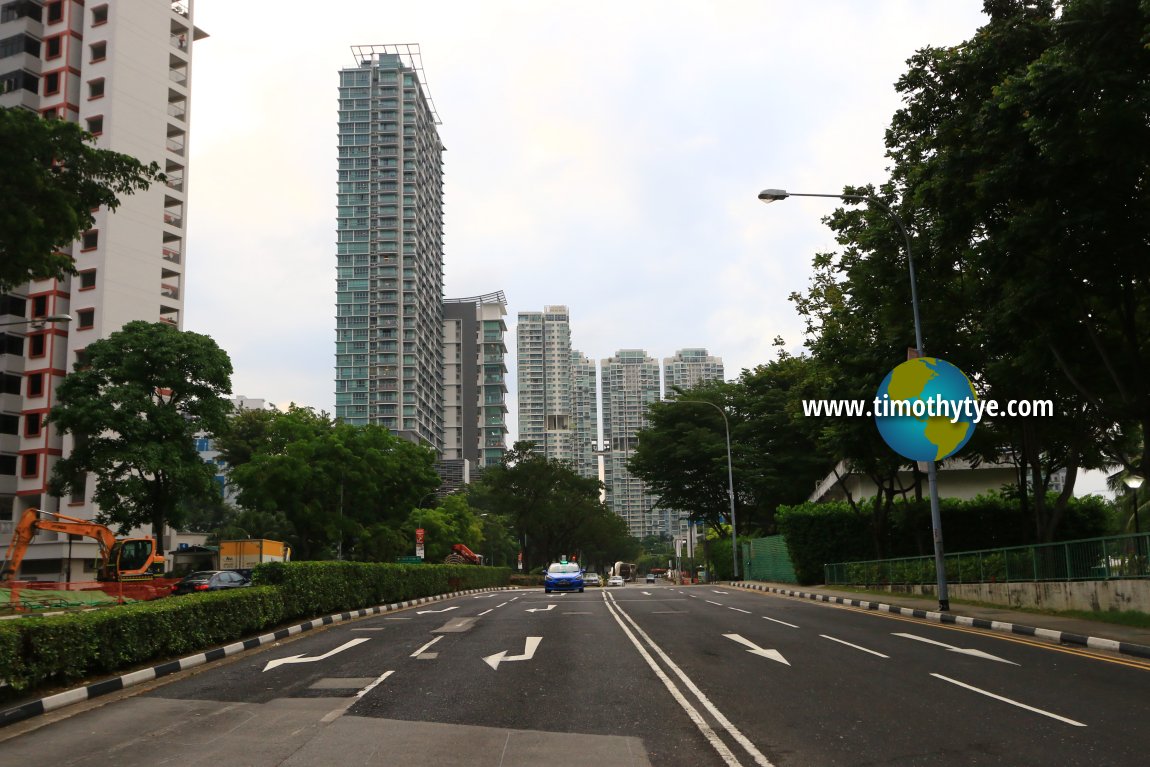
544, 562, 584, 593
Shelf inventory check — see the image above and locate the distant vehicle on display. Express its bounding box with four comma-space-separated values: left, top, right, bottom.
544, 562, 584, 593
613, 561, 638, 582
583, 572, 602, 587
646, 573, 656, 583
172, 570, 251, 595
607, 575, 625, 587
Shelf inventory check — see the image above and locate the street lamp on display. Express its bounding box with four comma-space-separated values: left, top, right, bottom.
663, 398, 739, 580
758, 187, 950, 610
0, 313, 72, 328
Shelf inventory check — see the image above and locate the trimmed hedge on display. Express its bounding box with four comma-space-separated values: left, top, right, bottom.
0, 562, 510, 699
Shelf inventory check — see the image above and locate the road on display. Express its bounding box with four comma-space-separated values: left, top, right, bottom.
2, 582, 1149, 766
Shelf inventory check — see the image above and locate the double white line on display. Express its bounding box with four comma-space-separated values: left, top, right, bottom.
602, 591, 774, 767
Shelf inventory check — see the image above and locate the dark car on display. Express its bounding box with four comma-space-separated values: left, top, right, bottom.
173, 570, 251, 595
544, 562, 584, 593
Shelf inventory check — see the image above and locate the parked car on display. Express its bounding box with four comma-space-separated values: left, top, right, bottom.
646, 573, 656, 583
583, 572, 602, 587
173, 570, 251, 595
607, 575, 625, 587
544, 562, 584, 593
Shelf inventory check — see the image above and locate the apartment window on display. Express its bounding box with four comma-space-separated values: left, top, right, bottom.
0, 455, 15, 476
0, 32, 39, 59
0, 414, 16, 435
69, 472, 86, 503
91, 4, 107, 25
46, 1, 62, 23
81, 230, 98, 250
45, 35, 61, 59
1, 333, 22, 355
0, 69, 37, 95
88, 78, 104, 99
76, 308, 94, 329
78, 269, 96, 289
31, 295, 47, 317
24, 412, 41, 437
28, 333, 45, 358
90, 41, 106, 62
21, 453, 37, 478
86, 115, 102, 135
2, 2, 42, 23
1, 373, 20, 395
74, 348, 88, 368
43, 71, 59, 95
26, 372, 43, 397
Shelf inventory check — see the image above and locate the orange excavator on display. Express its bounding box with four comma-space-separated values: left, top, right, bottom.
0, 508, 165, 583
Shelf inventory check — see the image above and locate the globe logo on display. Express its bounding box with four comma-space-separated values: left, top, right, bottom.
874, 357, 977, 462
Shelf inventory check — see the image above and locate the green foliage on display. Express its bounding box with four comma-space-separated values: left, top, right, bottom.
470, 442, 632, 571
221, 405, 439, 560
47, 321, 233, 543
780, 491, 1118, 585
0, 107, 165, 291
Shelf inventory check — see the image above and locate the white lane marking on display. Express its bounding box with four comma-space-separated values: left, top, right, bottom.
473, 593, 498, 599
509, 596, 520, 601
724, 633, 790, 666
483, 636, 542, 670
601, 597, 747, 766
763, 616, 799, 628
416, 606, 458, 615
820, 635, 889, 658
894, 633, 1019, 665
321, 670, 395, 723
729, 607, 751, 614
712, 590, 729, 594
931, 674, 1086, 727
264, 638, 371, 672
495, 602, 508, 608
410, 636, 443, 657
477, 608, 494, 616
384, 616, 411, 620
351, 627, 386, 631
642, 591, 652, 595
607, 591, 775, 766
706, 600, 724, 606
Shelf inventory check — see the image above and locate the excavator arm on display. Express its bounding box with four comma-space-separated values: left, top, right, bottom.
1, 508, 117, 582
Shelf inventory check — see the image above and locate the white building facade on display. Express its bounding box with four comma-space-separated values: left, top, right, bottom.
1, 0, 206, 579
443, 292, 508, 477
601, 349, 661, 538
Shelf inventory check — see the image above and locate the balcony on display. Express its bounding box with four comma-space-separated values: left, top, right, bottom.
161, 247, 181, 264
160, 283, 180, 300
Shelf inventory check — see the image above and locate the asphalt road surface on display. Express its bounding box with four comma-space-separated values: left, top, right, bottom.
3, 582, 1149, 766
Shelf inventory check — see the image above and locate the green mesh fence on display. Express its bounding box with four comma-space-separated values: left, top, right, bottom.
740, 535, 798, 584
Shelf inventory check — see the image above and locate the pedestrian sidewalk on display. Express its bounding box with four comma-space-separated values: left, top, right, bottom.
730, 581, 1150, 661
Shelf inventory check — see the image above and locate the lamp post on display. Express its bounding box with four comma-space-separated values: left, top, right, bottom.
663, 398, 738, 580
758, 187, 949, 610
0, 313, 72, 329
1124, 474, 1144, 568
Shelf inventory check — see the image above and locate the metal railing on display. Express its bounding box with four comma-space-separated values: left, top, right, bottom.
825, 532, 1150, 585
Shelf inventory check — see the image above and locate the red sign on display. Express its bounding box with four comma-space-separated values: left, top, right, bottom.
415, 528, 425, 544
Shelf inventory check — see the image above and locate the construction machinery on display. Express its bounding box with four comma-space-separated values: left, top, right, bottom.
0, 508, 165, 583
443, 543, 483, 565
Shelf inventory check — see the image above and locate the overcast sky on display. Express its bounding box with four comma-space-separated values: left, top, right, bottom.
177, 0, 1116, 491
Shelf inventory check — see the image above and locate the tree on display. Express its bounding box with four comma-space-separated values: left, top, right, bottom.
0, 107, 164, 291
222, 407, 440, 560
470, 442, 631, 571
48, 321, 234, 549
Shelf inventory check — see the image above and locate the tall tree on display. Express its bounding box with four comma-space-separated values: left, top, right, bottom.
0, 107, 164, 291
223, 407, 439, 560
48, 321, 233, 548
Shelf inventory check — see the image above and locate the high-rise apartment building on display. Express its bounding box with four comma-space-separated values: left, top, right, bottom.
516, 306, 596, 476
601, 349, 661, 538
443, 291, 508, 476
1, 0, 206, 579
335, 45, 444, 451
664, 348, 725, 394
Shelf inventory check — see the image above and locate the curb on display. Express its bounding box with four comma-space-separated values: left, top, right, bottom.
0, 585, 517, 729
729, 581, 1150, 661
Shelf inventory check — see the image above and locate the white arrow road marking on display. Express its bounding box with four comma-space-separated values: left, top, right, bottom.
526, 604, 556, 613
410, 636, 443, 657
894, 633, 1019, 665
416, 606, 458, 615
263, 638, 371, 672
641, 591, 652, 596
932, 674, 1086, 726
821, 634, 889, 658
723, 633, 790, 666
483, 636, 543, 670
763, 616, 799, 628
